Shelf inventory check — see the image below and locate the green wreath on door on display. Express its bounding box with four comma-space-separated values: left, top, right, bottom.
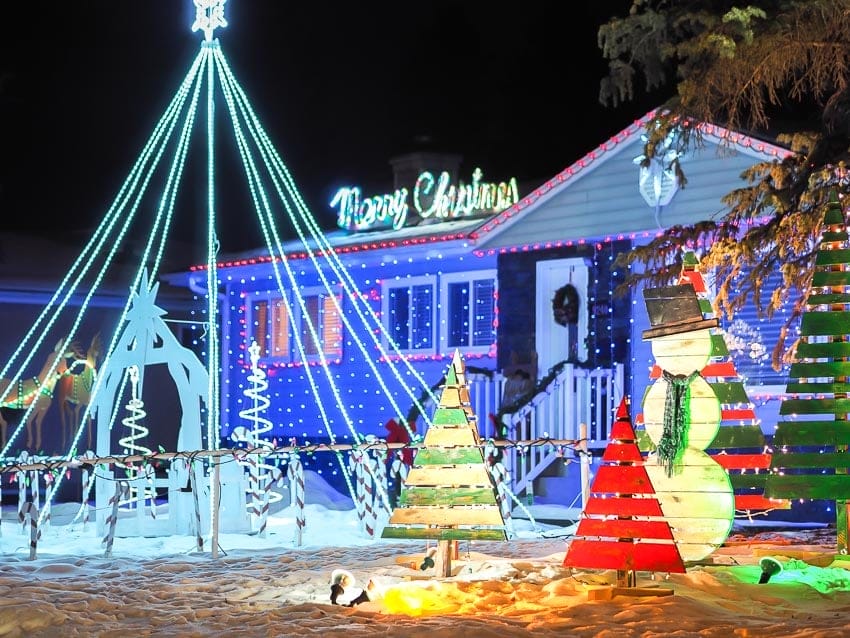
552, 283, 579, 326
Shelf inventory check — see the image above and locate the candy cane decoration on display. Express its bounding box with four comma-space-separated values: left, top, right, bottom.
349, 450, 367, 533
257, 466, 284, 538
18, 502, 39, 560
102, 481, 129, 558
16, 451, 30, 534
41, 470, 58, 536
361, 454, 377, 538
484, 440, 515, 535
287, 452, 305, 546
143, 464, 158, 520
189, 461, 204, 552
30, 467, 40, 514
69, 451, 97, 528
371, 447, 390, 515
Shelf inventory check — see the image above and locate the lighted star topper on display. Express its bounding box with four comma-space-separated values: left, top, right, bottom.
192, 0, 228, 42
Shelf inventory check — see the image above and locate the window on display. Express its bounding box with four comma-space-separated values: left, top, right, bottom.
382, 275, 436, 355
246, 289, 342, 363
381, 270, 497, 356
440, 270, 497, 354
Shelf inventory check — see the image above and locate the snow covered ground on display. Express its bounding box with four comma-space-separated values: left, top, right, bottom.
1, 472, 849, 637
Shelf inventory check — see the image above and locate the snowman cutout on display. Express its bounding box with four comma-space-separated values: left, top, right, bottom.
641, 284, 735, 562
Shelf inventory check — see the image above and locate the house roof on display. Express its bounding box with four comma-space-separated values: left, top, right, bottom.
468, 110, 792, 249
188, 109, 792, 273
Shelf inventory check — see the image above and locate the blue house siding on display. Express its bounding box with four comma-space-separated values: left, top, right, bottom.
218, 251, 498, 445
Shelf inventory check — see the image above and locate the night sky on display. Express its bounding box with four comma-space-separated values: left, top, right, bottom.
0, 1, 666, 263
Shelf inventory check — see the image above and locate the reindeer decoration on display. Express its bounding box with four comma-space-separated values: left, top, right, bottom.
0, 337, 73, 450
56, 333, 102, 451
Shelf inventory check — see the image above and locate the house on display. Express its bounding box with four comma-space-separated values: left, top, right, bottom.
164, 110, 792, 501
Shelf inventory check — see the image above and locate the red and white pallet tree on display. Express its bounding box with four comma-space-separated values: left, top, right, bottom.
564, 398, 684, 596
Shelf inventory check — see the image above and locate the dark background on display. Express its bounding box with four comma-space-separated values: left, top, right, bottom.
0, 1, 665, 265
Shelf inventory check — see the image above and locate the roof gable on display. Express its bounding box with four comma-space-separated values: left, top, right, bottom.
469, 110, 791, 250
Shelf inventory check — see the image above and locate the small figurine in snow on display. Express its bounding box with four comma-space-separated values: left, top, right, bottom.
419, 546, 438, 571
330, 569, 354, 605
346, 579, 378, 607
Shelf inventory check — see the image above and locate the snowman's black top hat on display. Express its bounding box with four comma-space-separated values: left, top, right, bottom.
642, 283, 719, 340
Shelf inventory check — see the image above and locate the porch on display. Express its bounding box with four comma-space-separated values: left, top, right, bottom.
466, 363, 625, 504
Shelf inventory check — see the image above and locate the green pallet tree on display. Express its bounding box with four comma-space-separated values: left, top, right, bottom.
382, 349, 506, 576
765, 192, 850, 550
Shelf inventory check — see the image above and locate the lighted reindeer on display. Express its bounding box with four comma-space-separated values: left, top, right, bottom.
56, 333, 102, 451
0, 337, 71, 450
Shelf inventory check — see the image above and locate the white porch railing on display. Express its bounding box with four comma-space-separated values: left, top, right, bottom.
466, 364, 624, 498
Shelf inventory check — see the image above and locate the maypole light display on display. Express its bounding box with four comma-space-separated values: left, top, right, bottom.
0, 0, 447, 528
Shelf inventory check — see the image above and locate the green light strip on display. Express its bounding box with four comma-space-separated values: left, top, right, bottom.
205, 41, 221, 453
212, 51, 358, 497
214, 48, 435, 437
2, 49, 209, 463
0, 50, 207, 409
33, 49, 210, 524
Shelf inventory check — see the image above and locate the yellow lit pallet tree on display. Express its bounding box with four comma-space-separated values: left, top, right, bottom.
382, 350, 506, 576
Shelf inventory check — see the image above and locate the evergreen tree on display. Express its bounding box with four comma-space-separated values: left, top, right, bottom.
600, 0, 850, 365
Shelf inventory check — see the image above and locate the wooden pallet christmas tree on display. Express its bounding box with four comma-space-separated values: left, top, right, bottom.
765, 191, 850, 550
564, 397, 684, 597
382, 350, 506, 575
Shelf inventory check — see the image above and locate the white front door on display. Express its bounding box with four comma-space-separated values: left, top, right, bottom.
535, 258, 589, 377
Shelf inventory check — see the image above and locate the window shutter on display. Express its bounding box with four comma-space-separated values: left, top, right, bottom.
447, 282, 470, 348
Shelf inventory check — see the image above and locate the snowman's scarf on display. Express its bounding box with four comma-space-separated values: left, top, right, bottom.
658, 370, 700, 477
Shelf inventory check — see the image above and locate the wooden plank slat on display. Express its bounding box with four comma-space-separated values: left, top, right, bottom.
701, 361, 737, 378
431, 408, 472, 426
804, 295, 850, 310
727, 473, 769, 489
734, 494, 791, 510
779, 398, 850, 415
421, 427, 478, 448
795, 340, 850, 358
710, 382, 749, 405
388, 506, 504, 526
381, 526, 506, 541
590, 465, 654, 494
773, 421, 850, 446
414, 448, 484, 465
812, 271, 850, 287
564, 539, 685, 573
765, 474, 850, 500
576, 518, 675, 541
709, 425, 766, 449
815, 248, 850, 265
609, 420, 639, 441
404, 464, 493, 487
770, 451, 850, 469
720, 408, 758, 422
788, 361, 850, 379
438, 386, 472, 409
785, 382, 850, 394
602, 443, 644, 463
400, 486, 496, 507
583, 496, 664, 517
710, 333, 729, 357
711, 453, 771, 470
819, 231, 849, 243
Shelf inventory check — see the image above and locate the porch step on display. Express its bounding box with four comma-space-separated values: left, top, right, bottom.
536, 475, 579, 498
511, 503, 582, 525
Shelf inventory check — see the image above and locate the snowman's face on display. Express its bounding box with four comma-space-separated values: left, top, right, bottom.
650, 328, 713, 375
